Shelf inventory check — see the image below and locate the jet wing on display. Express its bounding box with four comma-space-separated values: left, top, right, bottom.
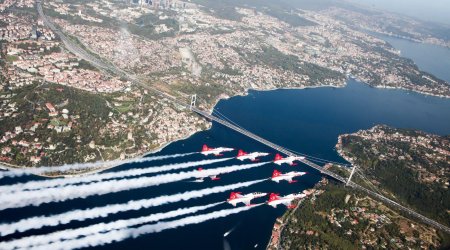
269, 202, 278, 208
289, 160, 299, 166
194, 178, 204, 182
281, 199, 293, 207
210, 175, 220, 180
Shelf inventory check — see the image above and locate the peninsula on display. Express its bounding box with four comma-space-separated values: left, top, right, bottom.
272, 125, 449, 249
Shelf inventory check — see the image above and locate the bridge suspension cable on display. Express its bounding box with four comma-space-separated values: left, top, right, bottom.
212, 109, 249, 134
290, 151, 351, 166
210, 105, 351, 167
353, 168, 382, 195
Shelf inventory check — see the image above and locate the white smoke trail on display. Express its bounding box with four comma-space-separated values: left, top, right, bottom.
223, 222, 240, 237
0, 179, 265, 237
0, 202, 223, 250
29, 205, 261, 250
1, 158, 231, 194
0, 152, 196, 179
0, 162, 267, 210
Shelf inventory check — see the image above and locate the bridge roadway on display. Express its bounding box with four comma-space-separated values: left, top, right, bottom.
35, 0, 450, 235
191, 108, 347, 182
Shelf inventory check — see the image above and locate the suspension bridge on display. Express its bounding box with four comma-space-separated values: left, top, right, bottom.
35, 0, 450, 235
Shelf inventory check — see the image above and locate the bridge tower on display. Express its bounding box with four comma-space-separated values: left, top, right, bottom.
346, 165, 357, 186
190, 94, 197, 110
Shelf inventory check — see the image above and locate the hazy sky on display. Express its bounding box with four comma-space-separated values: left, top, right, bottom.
351, 0, 450, 25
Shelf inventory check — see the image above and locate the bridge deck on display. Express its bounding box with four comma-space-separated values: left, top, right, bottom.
192, 108, 347, 182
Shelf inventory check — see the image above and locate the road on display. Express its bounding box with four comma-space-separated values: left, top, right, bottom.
37, 0, 135, 80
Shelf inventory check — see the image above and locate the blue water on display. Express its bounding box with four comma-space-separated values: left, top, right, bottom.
1, 79, 450, 250
377, 34, 450, 83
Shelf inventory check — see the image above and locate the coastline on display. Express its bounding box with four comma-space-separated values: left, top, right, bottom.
0, 80, 345, 178
1, 77, 448, 178
373, 85, 450, 99
0, 125, 208, 178
266, 178, 329, 250
350, 74, 450, 99
265, 132, 361, 249
2, 82, 336, 176
265, 135, 358, 249
367, 30, 450, 49
206, 81, 348, 113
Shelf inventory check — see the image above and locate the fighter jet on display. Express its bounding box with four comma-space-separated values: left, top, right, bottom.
227, 191, 267, 206
273, 153, 305, 166
271, 169, 307, 183
193, 167, 220, 182
267, 192, 308, 208
201, 144, 234, 156
236, 150, 269, 162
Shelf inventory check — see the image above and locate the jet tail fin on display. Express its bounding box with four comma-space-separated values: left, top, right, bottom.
202, 144, 210, 152
237, 149, 246, 157
274, 153, 283, 161
272, 170, 282, 178
229, 192, 242, 200
268, 193, 280, 202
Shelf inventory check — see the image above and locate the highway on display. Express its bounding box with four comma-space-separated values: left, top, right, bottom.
37, 0, 131, 78
36, 0, 450, 235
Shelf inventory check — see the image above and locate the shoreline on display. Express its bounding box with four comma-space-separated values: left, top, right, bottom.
265, 133, 360, 249
265, 139, 353, 249
47, 82, 347, 177
0, 81, 343, 178
373, 85, 450, 99
350, 74, 450, 99
1, 78, 448, 177
0, 126, 207, 178
266, 178, 329, 250
206, 81, 347, 112
363, 28, 450, 49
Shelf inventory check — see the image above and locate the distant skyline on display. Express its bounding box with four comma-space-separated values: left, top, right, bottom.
351, 0, 450, 25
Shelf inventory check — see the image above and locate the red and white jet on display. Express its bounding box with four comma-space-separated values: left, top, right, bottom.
273, 153, 305, 166
201, 144, 234, 156
227, 192, 267, 206
193, 167, 220, 182
267, 192, 308, 208
271, 169, 307, 183
236, 150, 269, 162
